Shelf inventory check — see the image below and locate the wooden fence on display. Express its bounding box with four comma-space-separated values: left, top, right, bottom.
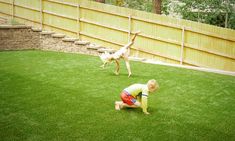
0, 0, 235, 72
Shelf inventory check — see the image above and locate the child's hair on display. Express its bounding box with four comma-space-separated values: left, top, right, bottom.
147, 79, 159, 91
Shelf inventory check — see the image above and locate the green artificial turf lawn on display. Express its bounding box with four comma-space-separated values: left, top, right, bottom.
0, 50, 235, 141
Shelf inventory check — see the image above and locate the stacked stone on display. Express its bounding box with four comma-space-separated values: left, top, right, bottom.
0, 25, 116, 56
0, 25, 40, 50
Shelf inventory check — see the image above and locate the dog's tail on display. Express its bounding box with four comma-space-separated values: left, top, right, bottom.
125, 31, 141, 49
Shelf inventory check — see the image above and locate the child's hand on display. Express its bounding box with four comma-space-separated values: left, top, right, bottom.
144, 112, 150, 115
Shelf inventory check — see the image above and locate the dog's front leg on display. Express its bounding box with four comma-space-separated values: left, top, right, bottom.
100, 62, 107, 69
100, 64, 104, 68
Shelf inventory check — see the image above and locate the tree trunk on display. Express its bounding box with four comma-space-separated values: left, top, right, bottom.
152, 0, 161, 14
96, 0, 105, 3
116, 0, 124, 6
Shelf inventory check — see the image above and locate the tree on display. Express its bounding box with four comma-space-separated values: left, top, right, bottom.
152, 0, 162, 14
116, 0, 124, 6
121, 0, 153, 12
167, 0, 235, 29
96, 0, 105, 3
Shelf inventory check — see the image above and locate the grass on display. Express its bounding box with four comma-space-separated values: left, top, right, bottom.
0, 50, 235, 141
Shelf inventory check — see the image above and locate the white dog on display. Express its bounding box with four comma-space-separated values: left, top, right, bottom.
100, 32, 140, 77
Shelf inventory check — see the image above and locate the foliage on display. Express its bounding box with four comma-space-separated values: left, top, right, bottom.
91, 0, 235, 29
1, 50, 235, 140
174, 0, 235, 29
123, 0, 153, 12
102, 0, 153, 12
229, 12, 235, 29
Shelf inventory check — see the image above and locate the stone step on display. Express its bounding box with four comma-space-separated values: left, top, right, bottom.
40, 31, 55, 35
31, 27, 42, 32
87, 44, 102, 50
97, 48, 116, 53
52, 33, 66, 38
74, 40, 90, 45
62, 37, 79, 42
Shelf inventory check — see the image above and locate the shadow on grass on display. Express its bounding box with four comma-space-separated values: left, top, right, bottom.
105, 72, 147, 79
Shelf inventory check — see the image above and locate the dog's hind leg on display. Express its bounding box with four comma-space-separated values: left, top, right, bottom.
124, 58, 131, 77
114, 60, 120, 75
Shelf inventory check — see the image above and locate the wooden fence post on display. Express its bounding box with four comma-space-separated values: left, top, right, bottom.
77, 4, 80, 40
180, 26, 185, 65
40, 0, 43, 30
128, 14, 139, 57
128, 14, 131, 42
12, 0, 14, 20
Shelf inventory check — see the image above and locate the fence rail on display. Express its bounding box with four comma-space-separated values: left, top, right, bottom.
0, 0, 234, 71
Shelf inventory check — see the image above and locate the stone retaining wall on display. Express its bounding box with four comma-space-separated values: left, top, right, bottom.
0, 25, 113, 56
0, 25, 40, 50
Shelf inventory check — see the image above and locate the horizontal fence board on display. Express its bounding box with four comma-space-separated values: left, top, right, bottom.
136, 50, 182, 65
15, 17, 41, 28
43, 13, 77, 33
184, 47, 235, 71
80, 18, 128, 33
43, 24, 76, 37
135, 36, 181, 60
80, 33, 123, 51
80, 8, 129, 31
184, 30, 235, 58
180, 19, 235, 42
0, 0, 12, 4
0, 2, 12, 15
0, 12, 11, 19
15, 0, 40, 9
44, 0, 78, 19
80, 31, 124, 47
132, 19, 182, 43
15, 3, 39, 12
81, 22, 128, 45
14, 5, 41, 23
46, 0, 78, 7
184, 42, 235, 60
43, 10, 76, 20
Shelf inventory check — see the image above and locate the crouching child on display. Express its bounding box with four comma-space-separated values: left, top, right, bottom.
115, 79, 159, 114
